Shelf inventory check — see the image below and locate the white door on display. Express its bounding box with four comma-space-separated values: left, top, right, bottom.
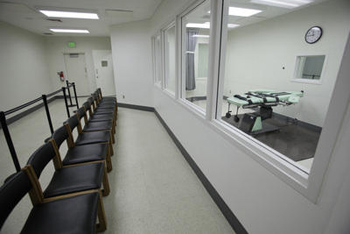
92, 50, 116, 96
63, 53, 90, 95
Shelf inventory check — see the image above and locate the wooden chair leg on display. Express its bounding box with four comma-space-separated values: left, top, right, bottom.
96, 190, 107, 232
106, 152, 113, 172
109, 142, 114, 156
102, 165, 110, 196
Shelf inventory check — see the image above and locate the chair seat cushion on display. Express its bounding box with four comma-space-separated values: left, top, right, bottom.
22, 192, 99, 234
75, 131, 111, 145
62, 144, 108, 165
97, 104, 115, 109
89, 114, 113, 122
93, 109, 114, 116
43, 163, 104, 198
83, 121, 113, 132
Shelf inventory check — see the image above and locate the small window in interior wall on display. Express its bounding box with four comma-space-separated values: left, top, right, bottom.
101, 60, 108, 67
294, 55, 325, 81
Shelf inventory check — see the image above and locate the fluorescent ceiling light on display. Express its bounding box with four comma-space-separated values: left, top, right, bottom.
50, 29, 90, 33
250, 0, 313, 8
187, 22, 240, 29
228, 24, 240, 28
229, 7, 262, 17
192, 35, 210, 38
40, 10, 99, 19
186, 22, 210, 29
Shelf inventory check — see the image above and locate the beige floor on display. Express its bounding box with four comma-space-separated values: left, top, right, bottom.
0, 99, 235, 234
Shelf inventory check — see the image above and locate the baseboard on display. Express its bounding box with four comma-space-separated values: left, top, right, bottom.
154, 109, 248, 234
117, 103, 155, 112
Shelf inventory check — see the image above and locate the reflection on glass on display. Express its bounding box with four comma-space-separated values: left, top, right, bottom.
218, 0, 343, 172
182, 0, 211, 112
164, 25, 176, 94
154, 34, 162, 86
295, 55, 325, 80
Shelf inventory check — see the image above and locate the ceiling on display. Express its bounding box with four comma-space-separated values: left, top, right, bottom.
0, 0, 329, 37
0, 0, 163, 36
185, 0, 329, 31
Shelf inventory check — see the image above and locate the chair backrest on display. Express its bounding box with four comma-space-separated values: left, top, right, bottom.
76, 106, 88, 125
0, 170, 32, 229
92, 92, 100, 105
83, 101, 93, 119
76, 107, 86, 120
27, 141, 57, 178
87, 97, 96, 111
51, 125, 69, 149
64, 114, 80, 132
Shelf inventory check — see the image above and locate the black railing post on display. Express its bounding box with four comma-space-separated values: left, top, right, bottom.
62, 87, 70, 117
66, 80, 73, 106
42, 95, 54, 134
72, 82, 79, 109
0, 111, 21, 172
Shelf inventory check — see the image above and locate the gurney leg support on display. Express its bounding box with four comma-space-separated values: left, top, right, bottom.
251, 116, 262, 132
226, 103, 232, 118
234, 107, 240, 122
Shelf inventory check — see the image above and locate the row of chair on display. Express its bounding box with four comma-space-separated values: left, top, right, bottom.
0, 88, 117, 233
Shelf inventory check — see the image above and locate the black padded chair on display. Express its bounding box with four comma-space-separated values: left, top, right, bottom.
64, 112, 114, 156
77, 106, 115, 137
27, 140, 110, 197
84, 98, 115, 124
91, 92, 117, 117
94, 89, 117, 107
0, 167, 107, 233
51, 125, 112, 172
97, 88, 117, 102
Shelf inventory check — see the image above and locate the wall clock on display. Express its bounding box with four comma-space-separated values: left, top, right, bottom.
305, 26, 323, 44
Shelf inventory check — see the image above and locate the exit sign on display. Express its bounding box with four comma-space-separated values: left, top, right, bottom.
68, 42, 76, 48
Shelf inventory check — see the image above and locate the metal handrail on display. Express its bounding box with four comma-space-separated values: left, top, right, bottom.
1, 82, 78, 173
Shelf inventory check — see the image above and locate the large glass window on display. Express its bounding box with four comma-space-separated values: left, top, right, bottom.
164, 24, 176, 95
181, 0, 211, 112
217, 0, 349, 173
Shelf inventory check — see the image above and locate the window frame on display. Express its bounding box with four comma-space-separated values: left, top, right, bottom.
152, 0, 350, 203
162, 21, 177, 97
210, 0, 350, 203
292, 54, 327, 85
152, 32, 163, 88
178, 0, 212, 117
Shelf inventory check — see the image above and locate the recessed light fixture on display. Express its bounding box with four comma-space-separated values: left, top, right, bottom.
50, 29, 90, 33
229, 7, 262, 17
192, 35, 210, 38
40, 10, 99, 19
250, 0, 313, 8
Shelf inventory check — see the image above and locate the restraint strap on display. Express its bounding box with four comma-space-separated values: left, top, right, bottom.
245, 92, 268, 103
234, 95, 253, 105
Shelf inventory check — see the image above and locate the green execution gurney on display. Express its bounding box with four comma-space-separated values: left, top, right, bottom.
225, 90, 304, 134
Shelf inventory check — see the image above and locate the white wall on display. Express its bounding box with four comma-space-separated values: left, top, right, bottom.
110, 20, 154, 107
45, 36, 111, 95
224, 0, 350, 127
149, 0, 350, 233
0, 21, 52, 112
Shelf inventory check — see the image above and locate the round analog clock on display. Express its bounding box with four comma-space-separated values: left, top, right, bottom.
305, 26, 323, 44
